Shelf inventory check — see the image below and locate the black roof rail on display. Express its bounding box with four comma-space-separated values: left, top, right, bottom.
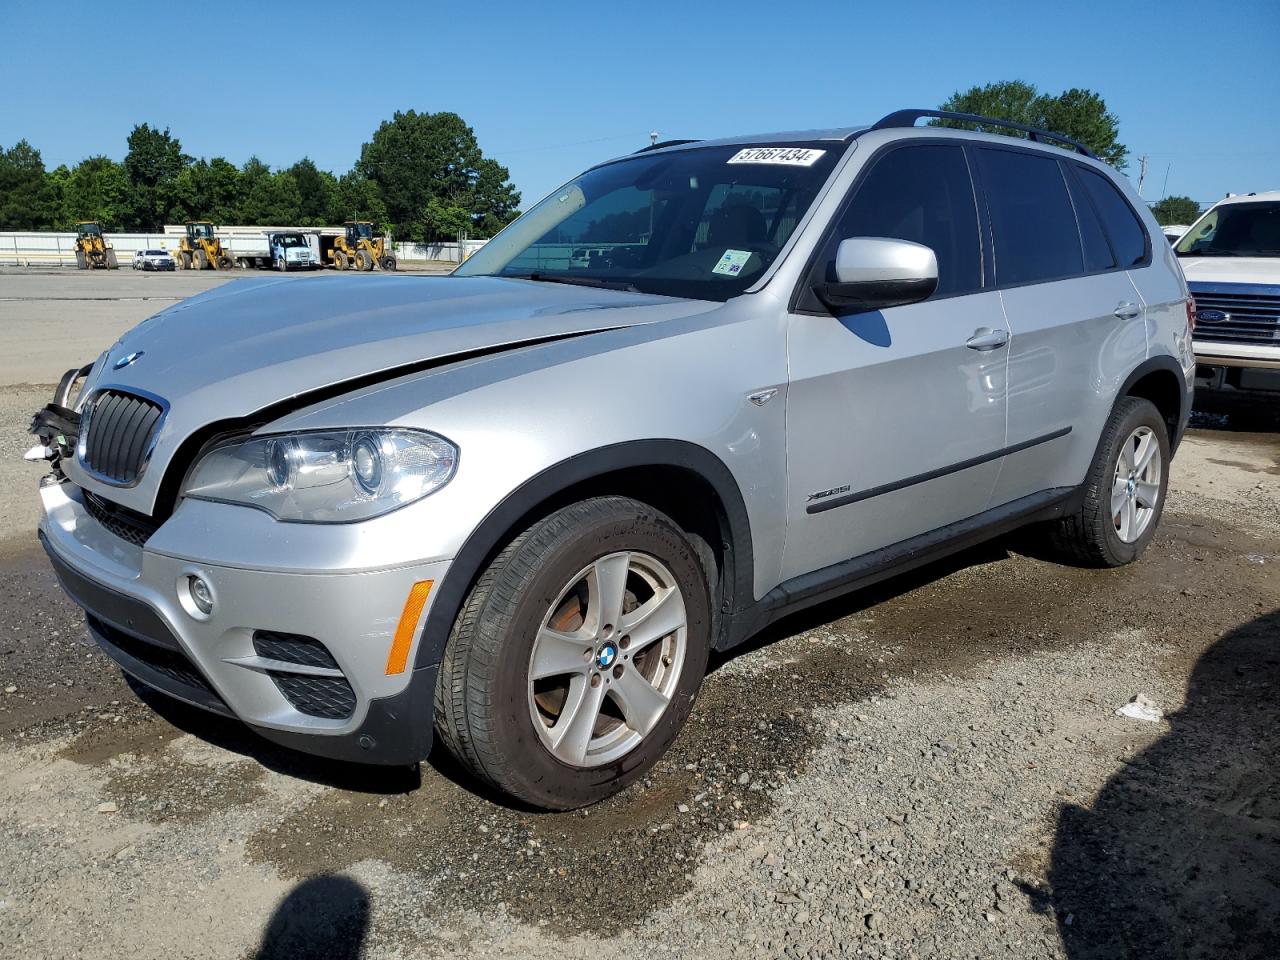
870, 109, 1098, 159
634, 139, 701, 154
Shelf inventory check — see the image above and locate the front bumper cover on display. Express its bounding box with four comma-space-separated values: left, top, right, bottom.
39, 480, 447, 765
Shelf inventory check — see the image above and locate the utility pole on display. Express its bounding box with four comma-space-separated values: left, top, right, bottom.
1137, 154, 1149, 196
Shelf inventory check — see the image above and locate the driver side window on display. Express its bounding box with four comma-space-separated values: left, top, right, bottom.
824, 144, 983, 297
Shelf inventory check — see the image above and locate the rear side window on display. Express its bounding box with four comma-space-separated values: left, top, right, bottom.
979, 148, 1083, 285
1076, 166, 1148, 267
825, 144, 982, 297
1064, 170, 1116, 272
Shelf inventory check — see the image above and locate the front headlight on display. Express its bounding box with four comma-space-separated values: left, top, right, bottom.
182, 428, 458, 522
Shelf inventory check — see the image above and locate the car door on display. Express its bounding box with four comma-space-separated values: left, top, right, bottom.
782, 142, 1010, 582
976, 147, 1150, 506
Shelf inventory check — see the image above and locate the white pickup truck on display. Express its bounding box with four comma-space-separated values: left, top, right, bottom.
1176, 192, 1280, 414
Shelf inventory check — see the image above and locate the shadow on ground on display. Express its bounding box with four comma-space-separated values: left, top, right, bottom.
1041, 609, 1280, 959
253, 874, 370, 960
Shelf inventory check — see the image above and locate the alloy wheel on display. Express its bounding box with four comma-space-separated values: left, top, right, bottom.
527, 551, 687, 768
1111, 425, 1162, 543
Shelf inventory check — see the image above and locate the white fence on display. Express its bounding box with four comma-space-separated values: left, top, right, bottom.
0, 231, 180, 266
392, 240, 488, 263
0, 231, 489, 267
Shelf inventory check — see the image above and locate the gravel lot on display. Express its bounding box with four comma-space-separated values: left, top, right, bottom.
0, 273, 1276, 959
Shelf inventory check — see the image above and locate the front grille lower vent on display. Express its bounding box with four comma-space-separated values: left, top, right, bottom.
80, 389, 165, 485
252, 631, 340, 670
82, 490, 160, 546
252, 630, 355, 719
89, 615, 215, 695
270, 673, 357, 720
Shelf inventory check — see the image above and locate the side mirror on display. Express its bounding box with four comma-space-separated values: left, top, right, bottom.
814, 237, 939, 313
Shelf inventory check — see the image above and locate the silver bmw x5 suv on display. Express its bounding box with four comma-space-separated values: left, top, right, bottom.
33, 109, 1195, 808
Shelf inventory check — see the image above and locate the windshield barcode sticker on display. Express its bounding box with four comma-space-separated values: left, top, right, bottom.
727, 147, 826, 167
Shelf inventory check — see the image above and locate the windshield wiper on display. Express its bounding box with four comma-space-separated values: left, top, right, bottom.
515, 273, 640, 293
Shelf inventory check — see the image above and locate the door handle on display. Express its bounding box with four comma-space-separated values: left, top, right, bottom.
1114, 301, 1142, 320
965, 327, 1009, 351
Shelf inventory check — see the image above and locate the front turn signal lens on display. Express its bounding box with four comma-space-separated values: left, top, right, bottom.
385, 580, 433, 675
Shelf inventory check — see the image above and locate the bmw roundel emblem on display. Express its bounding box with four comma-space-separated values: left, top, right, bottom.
113, 351, 145, 369
596, 643, 617, 669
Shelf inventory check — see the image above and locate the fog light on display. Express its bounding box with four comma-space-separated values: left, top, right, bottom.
188, 575, 214, 616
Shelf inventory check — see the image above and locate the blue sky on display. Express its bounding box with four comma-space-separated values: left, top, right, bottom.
4, 0, 1277, 212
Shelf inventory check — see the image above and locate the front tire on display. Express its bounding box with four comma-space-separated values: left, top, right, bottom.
1048, 396, 1170, 567
435, 496, 712, 809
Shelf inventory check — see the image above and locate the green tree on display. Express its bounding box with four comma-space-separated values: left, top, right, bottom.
43, 164, 70, 228
58, 156, 130, 229
287, 158, 333, 225
0, 139, 52, 229
172, 157, 241, 224
356, 110, 520, 241
937, 80, 1128, 168
232, 157, 302, 224
123, 124, 188, 230
1150, 195, 1201, 226
326, 171, 387, 229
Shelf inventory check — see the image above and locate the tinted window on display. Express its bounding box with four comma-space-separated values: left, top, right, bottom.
1064, 168, 1116, 272
826, 144, 981, 297
979, 148, 1083, 285
1077, 167, 1147, 266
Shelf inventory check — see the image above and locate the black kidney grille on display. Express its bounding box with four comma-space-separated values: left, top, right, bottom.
82, 390, 164, 484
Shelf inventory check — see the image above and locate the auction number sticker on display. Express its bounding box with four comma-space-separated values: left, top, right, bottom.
727, 147, 826, 166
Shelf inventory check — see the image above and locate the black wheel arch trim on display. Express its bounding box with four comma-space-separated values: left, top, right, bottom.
411, 439, 756, 672
1118, 354, 1191, 453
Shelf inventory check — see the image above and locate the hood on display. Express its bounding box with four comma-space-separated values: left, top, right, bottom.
97, 274, 702, 410
1179, 257, 1280, 287
80, 274, 711, 512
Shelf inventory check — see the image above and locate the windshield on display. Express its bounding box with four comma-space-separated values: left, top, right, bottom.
78, 223, 101, 237
145, 250, 166, 256
351, 223, 373, 239
275, 234, 305, 246
456, 142, 844, 300
1176, 202, 1280, 258
190, 223, 214, 239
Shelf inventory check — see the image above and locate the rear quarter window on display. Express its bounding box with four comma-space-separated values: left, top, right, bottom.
978, 148, 1084, 286
1075, 166, 1148, 267
1064, 169, 1116, 272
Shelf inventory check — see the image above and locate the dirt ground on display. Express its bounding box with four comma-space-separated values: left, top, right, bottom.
0, 276, 1275, 958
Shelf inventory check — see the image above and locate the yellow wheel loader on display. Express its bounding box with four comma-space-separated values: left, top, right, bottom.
74, 222, 118, 270
174, 221, 234, 271
331, 221, 396, 271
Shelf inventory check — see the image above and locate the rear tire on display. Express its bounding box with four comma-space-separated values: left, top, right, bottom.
335, 252, 348, 271
106, 250, 118, 269
357, 250, 373, 271
435, 496, 712, 810
1047, 396, 1169, 567
75, 251, 87, 270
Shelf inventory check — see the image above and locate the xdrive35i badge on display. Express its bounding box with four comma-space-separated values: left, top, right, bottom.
807, 484, 851, 503
113, 351, 145, 369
